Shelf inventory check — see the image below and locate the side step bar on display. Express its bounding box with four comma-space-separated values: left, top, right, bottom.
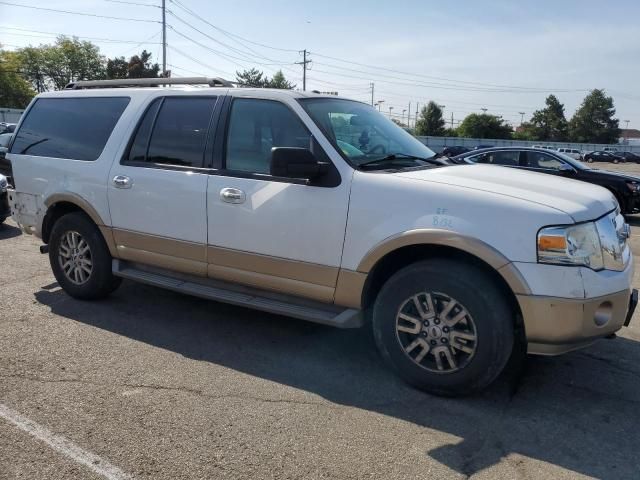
112, 260, 364, 328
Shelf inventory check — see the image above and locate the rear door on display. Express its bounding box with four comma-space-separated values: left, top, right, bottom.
108, 95, 219, 276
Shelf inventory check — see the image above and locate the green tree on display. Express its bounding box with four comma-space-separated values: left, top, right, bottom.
19, 37, 106, 90
0, 49, 36, 108
106, 50, 160, 79
235, 68, 267, 87
569, 89, 620, 143
512, 121, 538, 140
457, 113, 512, 139
265, 70, 296, 89
528, 94, 568, 141
414, 101, 446, 136
106, 57, 128, 79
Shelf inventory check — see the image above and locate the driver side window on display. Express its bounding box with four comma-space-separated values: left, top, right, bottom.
527, 151, 563, 170
225, 98, 311, 174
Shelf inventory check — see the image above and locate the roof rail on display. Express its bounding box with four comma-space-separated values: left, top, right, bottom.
65, 77, 235, 90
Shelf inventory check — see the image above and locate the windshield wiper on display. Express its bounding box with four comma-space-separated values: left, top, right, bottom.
358, 153, 434, 169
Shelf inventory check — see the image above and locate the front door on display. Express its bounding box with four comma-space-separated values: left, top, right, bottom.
206, 96, 351, 302
108, 95, 219, 275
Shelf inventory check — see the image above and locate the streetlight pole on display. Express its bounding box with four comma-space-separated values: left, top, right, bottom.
389, 106, 394, 119
481, 108, 488, 114
377, 100, 384, 112
402, 109, 407, 125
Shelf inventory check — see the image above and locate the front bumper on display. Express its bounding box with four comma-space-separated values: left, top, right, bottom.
519, 288, 636, 355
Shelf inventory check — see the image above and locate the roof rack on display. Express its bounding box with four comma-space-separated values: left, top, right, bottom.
65, 76, 235, 90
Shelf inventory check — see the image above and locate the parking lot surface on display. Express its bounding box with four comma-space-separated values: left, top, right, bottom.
2, 160, 640, 479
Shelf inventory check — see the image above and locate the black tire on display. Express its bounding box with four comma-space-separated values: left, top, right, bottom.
372, 259, 515, 396
49, 212, 121, 300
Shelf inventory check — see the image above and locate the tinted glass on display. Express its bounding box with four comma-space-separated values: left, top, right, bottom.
226, 99, 311, 174
127, 98, 161, 163
11, 97, 129, 161
146, 97, 216, 167
475, 151, 520, 166
528, 151, 563, 169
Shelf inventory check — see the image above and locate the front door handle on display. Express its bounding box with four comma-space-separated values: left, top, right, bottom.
220, 187, 246, 204
112, 175, 132, 189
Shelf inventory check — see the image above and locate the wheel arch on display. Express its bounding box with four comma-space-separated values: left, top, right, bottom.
354, 230, 530, 325
42, 193, 117, 257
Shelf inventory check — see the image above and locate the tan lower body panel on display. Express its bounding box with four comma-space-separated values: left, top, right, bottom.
109, 228, 365, 306
519, 289, 630, 355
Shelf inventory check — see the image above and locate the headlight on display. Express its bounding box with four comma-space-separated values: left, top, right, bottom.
538, 222, 604, 270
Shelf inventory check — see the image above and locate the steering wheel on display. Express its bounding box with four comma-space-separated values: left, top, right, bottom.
369, 144, 386, 154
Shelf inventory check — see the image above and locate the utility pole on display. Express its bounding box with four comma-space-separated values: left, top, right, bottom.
370, 83, 374, 106
161, 0, 167, 76
408, 102, 411, 127
389, 106, 394, 119
518, 112, 525, 125
415, 103, 419, 127
451, 111, 454, 129
296, 50, 311, 91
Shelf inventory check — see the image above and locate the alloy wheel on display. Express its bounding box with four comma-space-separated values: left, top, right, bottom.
395, 292, 478, 373
58, 230, 93, 285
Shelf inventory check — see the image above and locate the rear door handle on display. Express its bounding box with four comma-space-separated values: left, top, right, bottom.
220, 187, 245, 204
112, 175, 132, 189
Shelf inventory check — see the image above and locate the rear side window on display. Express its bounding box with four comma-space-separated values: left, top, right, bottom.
10, 97, 129, 161
126, 96, 216, 168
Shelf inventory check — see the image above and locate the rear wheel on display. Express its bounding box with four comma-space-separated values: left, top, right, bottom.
49, 212, 121, 300
372, 259, 515, 396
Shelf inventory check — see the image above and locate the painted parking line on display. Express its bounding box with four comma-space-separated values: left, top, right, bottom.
0, 403, 132, 480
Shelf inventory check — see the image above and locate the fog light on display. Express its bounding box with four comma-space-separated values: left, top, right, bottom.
594, 301, 613, 327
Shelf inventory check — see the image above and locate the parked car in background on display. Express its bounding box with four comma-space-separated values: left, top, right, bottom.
617, 151, 640, 163
473, 144, 494, 150
604, 147, 619, 153
532, 145, 557, 150
451, 147, 640, 214
441, 145, 470, 157
557, 147, 583, 160
0, 133, 13, 183
0, 123, 17, 134
584, 151, 622, 163
0, 174, 10, 224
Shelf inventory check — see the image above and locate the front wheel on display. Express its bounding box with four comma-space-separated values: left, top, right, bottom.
49, 212, 121, 300
372, 259, 515, 396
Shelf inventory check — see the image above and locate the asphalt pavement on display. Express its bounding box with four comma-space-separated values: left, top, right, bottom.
2, 161, 640, 479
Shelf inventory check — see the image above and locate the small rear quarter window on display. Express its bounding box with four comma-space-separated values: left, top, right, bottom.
10, 97, 130, 161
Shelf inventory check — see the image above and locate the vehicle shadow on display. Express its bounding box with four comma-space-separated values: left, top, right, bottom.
35, 282, 640, 479
0, 222, 22, 240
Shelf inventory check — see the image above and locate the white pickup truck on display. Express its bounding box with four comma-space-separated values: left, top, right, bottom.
7, 78, 637, 396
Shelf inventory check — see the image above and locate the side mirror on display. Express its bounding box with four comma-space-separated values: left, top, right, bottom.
270, 147, 328, 180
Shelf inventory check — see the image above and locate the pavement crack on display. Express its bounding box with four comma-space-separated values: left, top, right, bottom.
0, 373, 339, 409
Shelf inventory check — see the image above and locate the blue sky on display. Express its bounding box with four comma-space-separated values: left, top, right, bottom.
2, 0, 640, 129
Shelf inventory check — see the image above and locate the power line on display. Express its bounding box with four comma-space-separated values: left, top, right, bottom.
0, 28, 162, 45
168, 0, 298, 53
168, 45, 236, 78
103, 0, 159, 6
309, 52, 588, 93
0, 1, 161, 23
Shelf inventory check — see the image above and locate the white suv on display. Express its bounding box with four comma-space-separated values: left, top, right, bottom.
7, 78, 637, 396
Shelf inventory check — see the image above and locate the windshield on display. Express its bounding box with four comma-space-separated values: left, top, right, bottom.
299, 98, 436, 169
555, 151, 590, 170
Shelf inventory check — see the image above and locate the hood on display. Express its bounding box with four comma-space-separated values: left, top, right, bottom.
393, 165, 616, 222
586, 168, 640, 182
